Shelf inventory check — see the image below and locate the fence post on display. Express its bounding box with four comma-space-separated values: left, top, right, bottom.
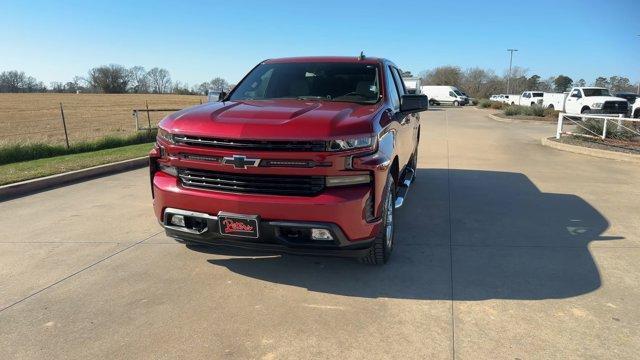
145, 101, 152, 140
133, 110, 139, 131
555, 112, 563, 139
59, 102, 70, 149
602, 119, 607, 140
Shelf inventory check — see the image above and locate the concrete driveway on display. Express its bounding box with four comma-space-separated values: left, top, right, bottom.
1, 108, 638, 359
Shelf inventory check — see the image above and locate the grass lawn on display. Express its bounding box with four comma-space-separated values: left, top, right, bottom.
0, 142, 154, 186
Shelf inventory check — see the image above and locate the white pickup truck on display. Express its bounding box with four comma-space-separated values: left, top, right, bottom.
543, 87, 629, 115
563, 87, 629, 115
518, 91, 544, 107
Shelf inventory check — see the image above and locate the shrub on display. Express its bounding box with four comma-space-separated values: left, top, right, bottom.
504, 105, 522, 116
503, 105, 546, 117
544, 108, 560, 118
0, 129, 157, 165
579, 119, 636, 140
478, 99, 492, 108
490, 101, 504, 110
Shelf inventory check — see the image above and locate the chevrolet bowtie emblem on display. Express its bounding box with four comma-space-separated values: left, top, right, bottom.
222, 155, 261, 169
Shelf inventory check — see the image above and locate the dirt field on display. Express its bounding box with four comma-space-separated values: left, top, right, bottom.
0, 93, 206, 146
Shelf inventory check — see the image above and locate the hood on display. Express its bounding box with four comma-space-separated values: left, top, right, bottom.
586, 96, 627, 103
159, 99, 381, 140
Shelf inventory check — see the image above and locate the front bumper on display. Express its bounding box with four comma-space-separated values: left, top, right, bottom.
153, 172, 381, 255
162, 208, 374, 257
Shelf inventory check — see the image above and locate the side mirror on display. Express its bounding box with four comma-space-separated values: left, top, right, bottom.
218, 91, 228, 101
400, 94, 429, 113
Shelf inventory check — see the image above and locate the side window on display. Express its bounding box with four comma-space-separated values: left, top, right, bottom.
571, 89, 581, 98
391, 68, 406, 96
449, 91, 456, 97
386, 66, 400, 109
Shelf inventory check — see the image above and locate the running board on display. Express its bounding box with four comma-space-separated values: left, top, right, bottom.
394, 168, 415, 209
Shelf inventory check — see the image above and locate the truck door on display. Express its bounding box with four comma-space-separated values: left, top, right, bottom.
387, 65, 413, 170
565, 89, 582, 114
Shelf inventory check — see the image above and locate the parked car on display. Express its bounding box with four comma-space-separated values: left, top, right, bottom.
614, 92, 640, 118
543, 92, 568, 110
207, 90, 225, 102
150, 56, 428, 265
562, 87, 628, 115
402, 77, 422, 94
460, 92, 474, 105
505, 94, 520, 105
518, 91, 544, 107
420, 85, 467, 106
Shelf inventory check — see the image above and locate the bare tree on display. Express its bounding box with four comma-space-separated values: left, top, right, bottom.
421, 66, 463, 87
147, 67, 172, 93
87, 64, 130, 93
128, 66, 149, 93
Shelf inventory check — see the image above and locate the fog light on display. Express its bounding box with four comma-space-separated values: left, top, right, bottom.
311, 228, 333, 241
170, 214, 185, 227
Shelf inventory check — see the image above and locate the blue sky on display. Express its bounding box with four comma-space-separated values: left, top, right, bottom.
1, 0, 639, 86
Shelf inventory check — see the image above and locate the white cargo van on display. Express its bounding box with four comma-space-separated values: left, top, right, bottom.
420, 85, 467, 106
402, 77, 422, 94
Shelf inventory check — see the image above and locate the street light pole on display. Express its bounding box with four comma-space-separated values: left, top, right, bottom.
506, 48, 518, 94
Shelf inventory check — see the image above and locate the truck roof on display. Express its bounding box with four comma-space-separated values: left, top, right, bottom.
263, 56, 383, 65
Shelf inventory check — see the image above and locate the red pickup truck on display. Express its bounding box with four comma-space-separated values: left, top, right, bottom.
150, 56, 428, 264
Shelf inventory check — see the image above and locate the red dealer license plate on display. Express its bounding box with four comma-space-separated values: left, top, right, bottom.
218, 212, 259, 238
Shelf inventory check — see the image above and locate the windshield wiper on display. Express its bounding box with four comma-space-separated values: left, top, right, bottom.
297, 96, 331, 101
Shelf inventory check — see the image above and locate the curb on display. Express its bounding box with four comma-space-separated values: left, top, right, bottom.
487, 113, 554, 125
541, 137, 640, 163
0, 157, 148, 200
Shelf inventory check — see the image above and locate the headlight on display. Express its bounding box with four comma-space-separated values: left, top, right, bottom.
157, 128, 175, 143
326, 175, 371, 187
158, 164, 178, 176
592, 103, 603, 109
326, 136, 374, 151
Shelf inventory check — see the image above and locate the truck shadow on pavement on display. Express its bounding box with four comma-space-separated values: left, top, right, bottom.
197, 169, 622, 300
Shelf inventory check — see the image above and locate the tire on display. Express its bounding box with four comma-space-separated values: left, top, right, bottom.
359, 175, 396, 265
581, 107, 591, 115
531, 102, 536, 107
429, 99, 436, 106
547, 104, 555, 110
453, 100, 459, 107
634, 109, 640, 119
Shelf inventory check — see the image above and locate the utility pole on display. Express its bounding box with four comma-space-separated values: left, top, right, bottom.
506, 49, 518, 94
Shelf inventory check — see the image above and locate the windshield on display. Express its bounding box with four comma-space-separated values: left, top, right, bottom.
583, 88, 611, 97
229, 62, 380, 104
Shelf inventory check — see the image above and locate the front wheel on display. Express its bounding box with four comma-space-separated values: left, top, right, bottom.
359, 175, 395, 265
581, 107, 591, 115
453, 100, 459, 107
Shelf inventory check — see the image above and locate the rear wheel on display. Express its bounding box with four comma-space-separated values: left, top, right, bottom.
634, 109, 640, 119
547, 104, 555, 110
359, 175, 395, 265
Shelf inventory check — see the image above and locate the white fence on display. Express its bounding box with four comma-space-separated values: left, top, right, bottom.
555, 112, 640, 140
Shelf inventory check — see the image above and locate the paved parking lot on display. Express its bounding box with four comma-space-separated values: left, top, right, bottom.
1, 107, 638, 359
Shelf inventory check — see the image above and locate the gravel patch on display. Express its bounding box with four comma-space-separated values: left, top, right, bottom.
553, 136, 640, 155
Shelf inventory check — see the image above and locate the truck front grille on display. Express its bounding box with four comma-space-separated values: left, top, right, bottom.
602, 101, 628, 114
178, 168, 324, 196
173, 135, 326, 152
